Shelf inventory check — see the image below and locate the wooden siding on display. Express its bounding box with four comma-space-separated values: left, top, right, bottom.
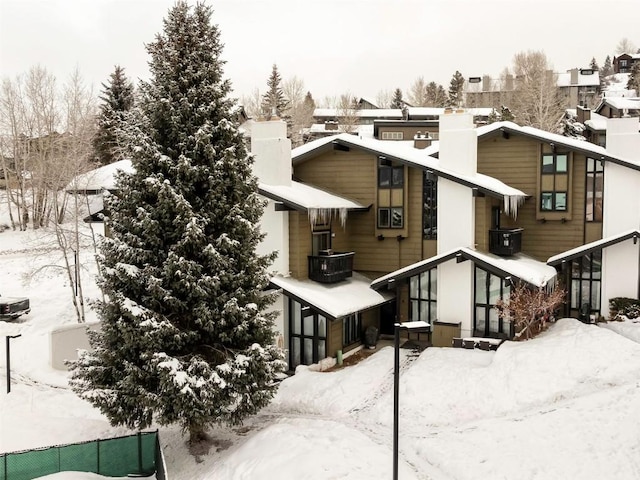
294, 150, 424, 276
328, 318, 342, 358
477, 135, 598, 261
431, 322, 462, 347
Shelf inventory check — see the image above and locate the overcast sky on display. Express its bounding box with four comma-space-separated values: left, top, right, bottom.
1, 0, 639, 104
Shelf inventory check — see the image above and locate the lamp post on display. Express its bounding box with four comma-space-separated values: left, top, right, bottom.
6, 334, 22, 394
393, 321, 430, 480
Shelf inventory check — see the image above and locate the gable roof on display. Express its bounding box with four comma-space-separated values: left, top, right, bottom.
292, 133, 528, 215
476, 122, 640, 172
65, 160, 134, 193
258, 181, 370, 226
547, 229, 640, 266
270, 272, 394, 320
371, 247, 557, 291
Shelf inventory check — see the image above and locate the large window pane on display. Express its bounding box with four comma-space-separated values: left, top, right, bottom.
489, 274, 502, 304
318, 340, 326, 360
475, 306, 486, 333
411, 300, 419, 321
420, 271, 430, 298
303, 314, 313, 336
430, 270, 437, 299
542, 155, 554, 173
318, 315, 326, 337
292, 301, 301, 334
392, 167, 404, 187
391, 207, 403, 228
556, 154, 568, 172
476, 268, 487, 300
291, 338, 300, 368
541, 192, 553, 211
378, 208, 390, 228
555, 192, 567, 211
409, 275, 419, 297
591, 281, 601, 310
303, 338, 313, 365
489, 308, 499, 333
571, 280, 580, 309
378, 167, 391, 187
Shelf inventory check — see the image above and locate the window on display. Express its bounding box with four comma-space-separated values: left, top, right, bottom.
312, 224, 331, 255
620, 59, 628, 67
570, 251, 601, 317
289, 299, 327, 369
422, 173, 437, 239
377, 159, 404, 229
381, 131, 404, 140
474, 267, 511, 338
540, 152, 569, 212
585, 158, 604, 222
409, 269, 437, 324
343, 313, 362, 346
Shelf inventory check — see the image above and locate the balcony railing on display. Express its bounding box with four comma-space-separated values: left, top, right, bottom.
308, 251, 355, 284
489, 228, 523, 256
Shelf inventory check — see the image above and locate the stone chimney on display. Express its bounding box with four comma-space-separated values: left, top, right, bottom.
413, 131, 432, 149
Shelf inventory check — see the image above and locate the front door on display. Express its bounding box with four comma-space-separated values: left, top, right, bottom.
379, 300, 397, 335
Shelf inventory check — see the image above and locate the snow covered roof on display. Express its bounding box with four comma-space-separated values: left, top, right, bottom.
477, 121, 640, 171
556, 71, 600, 87
313, 108, 403, 119
65, 160, 134, 193
584, 112, 608, 132
371, 247, 557, 291
547, 229, 640, 266
258, 181, 369, 225
407, 107, 493, 118
270, 272, 394, 320
292, 133, 527, 214
596, 97, 640, 111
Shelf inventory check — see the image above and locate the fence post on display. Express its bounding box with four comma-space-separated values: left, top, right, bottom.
96, 438, 100, 474
137, 432, 142, 474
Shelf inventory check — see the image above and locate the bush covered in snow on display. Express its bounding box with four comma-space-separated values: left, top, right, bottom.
609, 297, 640, 321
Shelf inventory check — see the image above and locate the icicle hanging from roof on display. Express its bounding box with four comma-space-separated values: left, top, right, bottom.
503, 194, 526, 219
308, 207, 349, 228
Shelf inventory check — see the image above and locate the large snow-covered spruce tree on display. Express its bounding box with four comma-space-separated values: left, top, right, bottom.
69, 1, 285, 443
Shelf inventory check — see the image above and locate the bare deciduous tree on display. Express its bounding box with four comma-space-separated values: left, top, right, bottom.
510, 50, 564, 133
496, 282, 565, 340
336, 92, 359, 134
407, 76, 427, 107
616, 37, 637, 55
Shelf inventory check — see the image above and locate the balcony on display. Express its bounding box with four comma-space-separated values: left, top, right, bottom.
489, 228, 523, 256
308, 250, 355, 284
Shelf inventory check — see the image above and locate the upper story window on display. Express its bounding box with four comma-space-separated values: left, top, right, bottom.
377, 158, 404, 229
381, 131, 404, 140
540, 152, 569, 212
423, 172, 437, 239
586, 158, 604, 222
620, 59, 628, 67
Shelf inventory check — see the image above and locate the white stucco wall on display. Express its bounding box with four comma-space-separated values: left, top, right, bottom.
251, 119, 292, 338
437, 260, 474, 336
600, 117, 640, 314
601, 240, 640, 318
437, 179, 475, 253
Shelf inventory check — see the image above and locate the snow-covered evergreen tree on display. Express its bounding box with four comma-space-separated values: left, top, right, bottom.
69, 1, 285, 444
488, 105, 515, 124
261, 64, 289, 118
425, 81, 447, 107
390, 88, 404, 109
92, 65, 135, 166
589, 57, 599, 71
602, 55, 613, 77
447, 70, 465, 107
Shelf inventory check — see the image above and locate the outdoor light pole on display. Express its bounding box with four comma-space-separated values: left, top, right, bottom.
6, 334, 22, 394
393, 320, 430, 480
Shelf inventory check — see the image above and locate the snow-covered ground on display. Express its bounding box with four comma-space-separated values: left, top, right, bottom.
1, 201, 640, 479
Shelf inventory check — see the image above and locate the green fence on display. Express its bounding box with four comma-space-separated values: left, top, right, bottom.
0, 431, 160, 480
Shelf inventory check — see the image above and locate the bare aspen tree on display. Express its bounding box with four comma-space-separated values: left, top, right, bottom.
240, 87, 262, 119
511, 50, 564, 133
375, 89, 393, 108
407, 76, 428, 107
282, 76, 314, 147
336, 92, 359, 134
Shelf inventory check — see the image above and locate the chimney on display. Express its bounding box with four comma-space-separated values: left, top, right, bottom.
439, 109, 477, 176
413, 131, 432, 149
505, 74, 514, 91
250, 118, 292, 186
570, 68, 579, 85
576, 105, 591, 124
482, 75, 491, 92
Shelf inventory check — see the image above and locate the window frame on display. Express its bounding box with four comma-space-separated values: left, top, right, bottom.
538, 150, 571, 217
342, 313, 362, 347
